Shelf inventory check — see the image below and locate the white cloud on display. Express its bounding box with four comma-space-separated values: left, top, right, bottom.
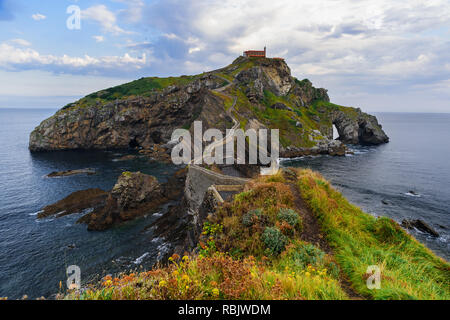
31, 13, 46, 21
82, 5, 132, 35
117, 0, 145, 23
8, 38, 31, 47
93, 35, 105, 43
0, 42, 147, 73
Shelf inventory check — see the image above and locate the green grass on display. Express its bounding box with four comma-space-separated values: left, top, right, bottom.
297, 169, 450, 300
61, 75, 199, 112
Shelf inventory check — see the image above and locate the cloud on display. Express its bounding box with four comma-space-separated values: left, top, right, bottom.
93, 35, 105, 43
116, 0, 145, 23
8, 39, 32, 47
82, 5, 132, 35
128, 0, 450, 112
0, 42, 147, 76
31, 13, 46, 21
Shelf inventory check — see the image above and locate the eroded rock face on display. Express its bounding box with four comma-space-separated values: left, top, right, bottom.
235, 59, 293, 99
111, 172, 161, 211
289, 79, 330, 107
29, 77, 227, 152
332, 109, 389, 145
80, 172, 164, 230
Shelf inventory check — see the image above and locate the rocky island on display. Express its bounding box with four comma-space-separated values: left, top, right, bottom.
29, 56, 388, 158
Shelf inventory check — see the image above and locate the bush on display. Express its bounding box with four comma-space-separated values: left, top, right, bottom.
290, 243, 325, 268
277, 208, 301, 228
261, 227, 287, 255
242, 208, 263, 227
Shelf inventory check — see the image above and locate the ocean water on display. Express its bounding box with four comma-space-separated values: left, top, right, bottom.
0, 109, 448, 299
281, 113, 450, 261
0, 108, 180, 299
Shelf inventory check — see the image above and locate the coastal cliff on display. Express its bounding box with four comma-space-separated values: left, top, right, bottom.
29, 57, 388, 156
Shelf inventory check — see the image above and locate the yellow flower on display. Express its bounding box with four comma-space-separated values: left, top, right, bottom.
181, 274, 190, 282
172, 270, 179, 276
159, 280, 167, 288
185, 285, 189, 290
305, 272, 311, 277
182, 256, 189, 262
212, 288, 220, 297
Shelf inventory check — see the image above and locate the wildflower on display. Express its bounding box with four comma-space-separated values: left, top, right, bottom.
171, 253, 180, 261
172, 270, 179, 276
212, 288, 220, 297
103, 280, 113, 287
181, 274, 190, 282
182, 255, 189, 261
185, 285, 189, 290
159, 280, 167, 288
305, 272, 311, 277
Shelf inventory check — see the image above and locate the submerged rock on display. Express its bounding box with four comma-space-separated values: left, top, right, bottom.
38, 188, 108, 218
401, 219, 440, 237
46, 168, 96, 177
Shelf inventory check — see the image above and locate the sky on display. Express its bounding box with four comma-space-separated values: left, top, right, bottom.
0, 0, 449, 112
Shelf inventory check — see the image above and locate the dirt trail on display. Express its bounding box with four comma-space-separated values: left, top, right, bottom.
288, 183, 364, 300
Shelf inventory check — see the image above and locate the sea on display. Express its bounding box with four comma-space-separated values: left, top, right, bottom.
0, 108, 448, 299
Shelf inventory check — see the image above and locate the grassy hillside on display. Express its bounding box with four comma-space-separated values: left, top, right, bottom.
64, 169, 449, 300
61, 75, 200, 112
298, 169, 450, 300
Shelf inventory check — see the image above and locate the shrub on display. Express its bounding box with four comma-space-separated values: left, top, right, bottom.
289, 243, 325, 269
262, 227, 287, 255
242, 208, 263, 227
277, 208, 301, 229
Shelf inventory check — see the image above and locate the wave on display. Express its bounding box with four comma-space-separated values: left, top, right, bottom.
405, 192, 421, 198
133, 252, 150, 265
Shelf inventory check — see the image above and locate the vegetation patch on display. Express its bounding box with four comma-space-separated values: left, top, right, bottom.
296, 168, 450, 300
